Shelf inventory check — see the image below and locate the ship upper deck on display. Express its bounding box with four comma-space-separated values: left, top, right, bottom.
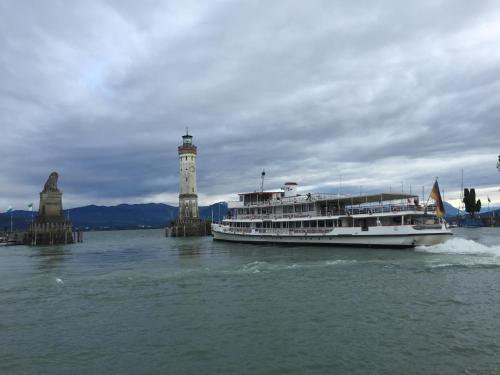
228, 191, 418, 209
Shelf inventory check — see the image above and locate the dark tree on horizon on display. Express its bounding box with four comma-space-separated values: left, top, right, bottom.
463, 188, 481, 218
497, 154, 500, 172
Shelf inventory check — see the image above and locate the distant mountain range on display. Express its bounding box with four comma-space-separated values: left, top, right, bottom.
0, 202, 228, 231
2, 201, 497, 231
443, 202, 460, 217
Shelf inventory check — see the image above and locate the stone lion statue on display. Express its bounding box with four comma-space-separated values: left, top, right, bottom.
43, 172, 60, 192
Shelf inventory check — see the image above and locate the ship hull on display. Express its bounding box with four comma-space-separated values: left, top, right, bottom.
212, 226, 451, 248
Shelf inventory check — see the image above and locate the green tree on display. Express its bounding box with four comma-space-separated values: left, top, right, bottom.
463, 188, 481, 218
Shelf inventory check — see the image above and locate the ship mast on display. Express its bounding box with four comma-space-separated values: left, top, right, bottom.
458, 168, 464, 217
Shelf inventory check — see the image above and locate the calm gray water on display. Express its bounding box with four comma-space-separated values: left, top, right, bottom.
1, 228, 500, 374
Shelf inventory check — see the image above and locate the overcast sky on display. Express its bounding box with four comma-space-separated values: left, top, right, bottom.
1, 0, 499, 210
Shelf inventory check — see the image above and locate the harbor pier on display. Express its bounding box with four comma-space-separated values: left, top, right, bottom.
166, 218, 211, 237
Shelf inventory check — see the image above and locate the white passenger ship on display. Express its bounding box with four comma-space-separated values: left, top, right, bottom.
212, 182, 452, 248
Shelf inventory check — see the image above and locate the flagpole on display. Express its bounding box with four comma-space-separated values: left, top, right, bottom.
31, 207, 34, 246
488, 198, 491, 226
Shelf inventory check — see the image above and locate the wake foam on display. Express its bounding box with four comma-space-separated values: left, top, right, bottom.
325, 259, 358, 266
238, 259, 357, 274
416, 237, 500, 257
241, 261, 267, 273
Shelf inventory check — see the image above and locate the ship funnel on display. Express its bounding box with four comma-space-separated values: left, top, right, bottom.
283, 182, 298, 197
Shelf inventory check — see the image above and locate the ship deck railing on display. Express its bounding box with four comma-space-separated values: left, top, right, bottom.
345, 204, 436, 215
215, 227, 333, 235
229, 204, 436, 221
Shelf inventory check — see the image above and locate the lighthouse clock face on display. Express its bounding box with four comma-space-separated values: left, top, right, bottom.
189, 165, 195, 173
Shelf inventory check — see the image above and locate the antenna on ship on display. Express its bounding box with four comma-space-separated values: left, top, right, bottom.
260, 170, 266, 192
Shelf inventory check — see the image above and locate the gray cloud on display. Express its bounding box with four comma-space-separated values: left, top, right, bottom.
1, 0, 499, 210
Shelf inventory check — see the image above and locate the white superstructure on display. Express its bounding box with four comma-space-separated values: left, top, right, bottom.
212, 182, 452, 248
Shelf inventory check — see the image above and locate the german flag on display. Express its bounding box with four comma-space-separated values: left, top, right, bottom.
430, 180, 445, 218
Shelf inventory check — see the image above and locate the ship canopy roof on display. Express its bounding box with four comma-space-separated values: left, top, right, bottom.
237, 191, 282, 196
235, 190, 418, 205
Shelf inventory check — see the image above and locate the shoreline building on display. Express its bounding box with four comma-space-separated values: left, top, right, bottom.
24, 172, 82, 245
167, 132, 211, 237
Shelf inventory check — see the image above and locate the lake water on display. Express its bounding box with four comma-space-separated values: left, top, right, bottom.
1, 228, 500, 374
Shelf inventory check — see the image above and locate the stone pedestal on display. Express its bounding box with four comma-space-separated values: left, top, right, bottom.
39, 191, 63, 217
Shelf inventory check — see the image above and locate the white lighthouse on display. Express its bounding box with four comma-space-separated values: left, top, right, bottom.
178, 131, 199, 220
